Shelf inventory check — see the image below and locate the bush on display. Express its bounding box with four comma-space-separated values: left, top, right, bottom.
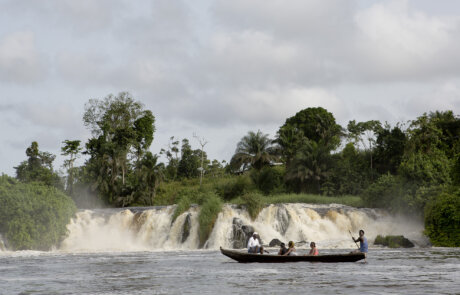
198, 193, 222, 247
239, 192, 265, 220
217, 175, 253, 201
171, 195, 191, 223
0, 175, 77, 250
424, 190, 460, 247
251, 166, 285, 195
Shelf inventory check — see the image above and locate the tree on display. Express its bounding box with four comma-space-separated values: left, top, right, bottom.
177, 139, 202, 179
277, 108, 342, 193
81, 92, 156, 206
374, 124, 407, 175
194, 133, 208, 186
61, 140, 82, 195
277, 107, 342, 163
132, 152, 164, 206
285, 139, 332, 193
347, 120, 382, 179
15, 141, 62, 188
160, 136, 180, 181
230, 130, 277, 172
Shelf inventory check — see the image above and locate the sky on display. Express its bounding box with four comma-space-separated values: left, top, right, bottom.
1, 0, 460, 176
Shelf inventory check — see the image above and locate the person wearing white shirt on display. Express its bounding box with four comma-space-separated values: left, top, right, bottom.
247, 232, 263, 254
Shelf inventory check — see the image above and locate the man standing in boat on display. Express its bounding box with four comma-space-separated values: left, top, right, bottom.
352, 229, 368, 255
247, 232, 264, 254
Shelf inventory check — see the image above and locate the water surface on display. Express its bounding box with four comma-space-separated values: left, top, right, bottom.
1, 248, 459, 294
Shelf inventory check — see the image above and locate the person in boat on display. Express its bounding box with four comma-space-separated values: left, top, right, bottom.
278, 242, 288, 255
308, 241, 319, 256
352, 230, 368, 254
283, 241, 297, 256
247, 232, 264, 254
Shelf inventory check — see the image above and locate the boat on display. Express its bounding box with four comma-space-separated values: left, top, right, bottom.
220, 247, 365, 263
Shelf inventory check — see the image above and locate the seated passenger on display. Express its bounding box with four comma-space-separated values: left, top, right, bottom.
247, 232, 264, 254
278, 242, 288, 255
283, 241, 297, 256
309, 242, 319, 256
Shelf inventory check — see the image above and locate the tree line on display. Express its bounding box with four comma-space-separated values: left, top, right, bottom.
9, 92, 459, 246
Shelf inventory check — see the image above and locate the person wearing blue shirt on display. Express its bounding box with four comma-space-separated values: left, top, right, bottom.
352, 229, 368, 254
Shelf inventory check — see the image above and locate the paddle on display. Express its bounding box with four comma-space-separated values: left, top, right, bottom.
349, 230, 360, 250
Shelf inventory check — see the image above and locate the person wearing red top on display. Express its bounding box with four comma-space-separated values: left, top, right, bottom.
309, 242, 319, 256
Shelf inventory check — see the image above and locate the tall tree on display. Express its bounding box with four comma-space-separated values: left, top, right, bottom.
61, 140, 82, 195
82, 92, 156, 206
347, 120, 382, 179
230, 130, 277, 172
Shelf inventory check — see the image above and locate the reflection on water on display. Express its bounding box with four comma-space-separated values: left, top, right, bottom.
0, 248, 459, 294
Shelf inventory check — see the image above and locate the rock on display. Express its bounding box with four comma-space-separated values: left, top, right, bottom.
181, 213, 192, 243
374, 235, 415, 248
231, 218, 255, 249
269, 238, 284, 247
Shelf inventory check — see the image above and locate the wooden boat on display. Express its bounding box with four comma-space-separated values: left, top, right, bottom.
220, 247, 365, 263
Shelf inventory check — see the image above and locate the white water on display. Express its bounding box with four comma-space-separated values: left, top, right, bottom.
57, 203, 425, 252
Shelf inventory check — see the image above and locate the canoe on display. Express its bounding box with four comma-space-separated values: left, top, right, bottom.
220, 247, 365, 263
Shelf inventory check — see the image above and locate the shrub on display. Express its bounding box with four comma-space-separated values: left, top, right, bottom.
217, 175, 253, 201
198, 193, 222, 247
424, 190, 460, 247
171, 195, 191, 223
0, 175, 77, 250
239, 192, 265, 220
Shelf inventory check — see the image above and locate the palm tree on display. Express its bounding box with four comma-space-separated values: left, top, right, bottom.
230, 130, 278, 172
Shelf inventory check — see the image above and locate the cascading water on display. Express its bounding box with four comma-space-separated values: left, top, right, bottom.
0, 234, 6, 251
59, 203, 425, 252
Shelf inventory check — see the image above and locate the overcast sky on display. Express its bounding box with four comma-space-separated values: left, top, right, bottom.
1, 0, 460, 176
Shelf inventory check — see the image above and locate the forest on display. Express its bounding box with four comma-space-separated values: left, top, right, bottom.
1, 92, 459, 249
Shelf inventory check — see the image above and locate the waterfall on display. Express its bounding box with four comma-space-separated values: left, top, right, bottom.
0, 234, 6, 252
59, 204, 425, 252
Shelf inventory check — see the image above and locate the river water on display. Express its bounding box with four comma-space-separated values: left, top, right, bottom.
1, 248, 459, 295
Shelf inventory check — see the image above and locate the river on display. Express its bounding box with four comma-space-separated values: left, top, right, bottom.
1, 248, 459, 294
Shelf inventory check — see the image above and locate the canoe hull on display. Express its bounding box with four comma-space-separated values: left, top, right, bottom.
220, 247, 365, 263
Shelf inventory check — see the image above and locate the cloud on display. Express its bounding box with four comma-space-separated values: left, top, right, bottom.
353, 0, 460, 81
0, 31, 46, 84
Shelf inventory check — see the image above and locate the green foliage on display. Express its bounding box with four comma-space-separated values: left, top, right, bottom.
374, 235, 414, 248
0, 175, 77, 250
81, 92, 157, 206
230, 130, 277, 172
172, 195, 191, 223
374, 125, 407, 174
238, 192, 264, 220
362, 174, 406, 211
285, 139, 333, 193
277, 107, 342, 164
198, 193, 222, 247
424, 190, 460, 247
217, 174, 254, 201
328, 143, 370, 195
263, 193, 363, 207
399, 149, 452, 187
177, 139, 202, 179
251, 166, 285, 195
15, 141, 63, 189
